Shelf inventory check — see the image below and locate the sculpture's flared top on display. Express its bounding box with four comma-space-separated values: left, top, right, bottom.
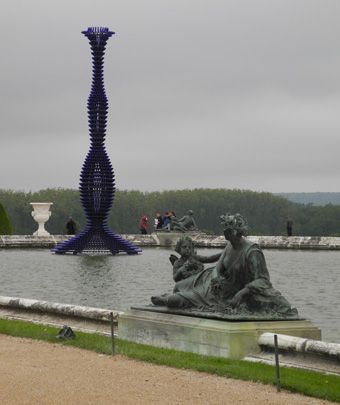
82, 27, 115, 42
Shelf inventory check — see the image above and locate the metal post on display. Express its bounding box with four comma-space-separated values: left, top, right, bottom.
110, 312, 115, 355
274, 334, 281, 392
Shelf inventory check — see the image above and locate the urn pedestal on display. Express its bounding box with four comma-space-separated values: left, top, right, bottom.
30, 202, 53, 236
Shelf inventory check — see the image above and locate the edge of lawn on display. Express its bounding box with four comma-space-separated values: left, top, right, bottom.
0, 318, 339, 403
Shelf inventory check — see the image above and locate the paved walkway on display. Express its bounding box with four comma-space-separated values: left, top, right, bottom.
0, 335, 333, 404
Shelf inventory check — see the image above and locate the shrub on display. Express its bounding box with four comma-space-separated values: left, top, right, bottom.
0, 202, 12, 234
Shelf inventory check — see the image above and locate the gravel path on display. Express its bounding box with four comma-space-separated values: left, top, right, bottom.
0, 335, 333, 404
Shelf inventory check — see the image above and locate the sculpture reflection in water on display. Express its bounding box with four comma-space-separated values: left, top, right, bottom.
151, 213, 298, 318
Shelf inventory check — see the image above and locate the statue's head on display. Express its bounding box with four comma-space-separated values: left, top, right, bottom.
220, 213, 248, 238
175, 235, 195, 256
187, 210, 194, 216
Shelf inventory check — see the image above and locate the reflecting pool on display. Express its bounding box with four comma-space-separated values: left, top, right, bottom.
0, 248, 339, 343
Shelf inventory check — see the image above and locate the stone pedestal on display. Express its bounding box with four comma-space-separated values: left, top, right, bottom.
118, 309, 321, 359
152, 232, 183, 247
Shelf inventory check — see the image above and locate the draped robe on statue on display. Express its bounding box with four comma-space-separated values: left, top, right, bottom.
172, 240, 295, 315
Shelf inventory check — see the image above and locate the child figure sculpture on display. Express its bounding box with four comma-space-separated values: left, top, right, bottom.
170, 236, 204, 282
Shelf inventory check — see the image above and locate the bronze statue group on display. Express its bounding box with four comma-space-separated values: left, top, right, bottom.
151, 213, 298, 318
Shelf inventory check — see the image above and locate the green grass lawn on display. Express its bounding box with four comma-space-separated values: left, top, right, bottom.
0, 318, 339, 403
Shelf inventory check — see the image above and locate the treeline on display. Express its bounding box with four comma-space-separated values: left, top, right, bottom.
1, 188, 340, 236
278, 192, 340, 206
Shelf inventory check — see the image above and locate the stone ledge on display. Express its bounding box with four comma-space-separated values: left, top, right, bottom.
0, 306, 114, 336
0, 235, 69, 248
247, 235, 340, 250
191, 234, 340, 250
0, 234, 158, 248
252, 332, 340, 375
259, 332, 340, 360
1, 234, 340, 249
0, 295, 121, 322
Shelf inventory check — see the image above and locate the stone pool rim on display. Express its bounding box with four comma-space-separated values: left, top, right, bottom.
1, 234, 340, 250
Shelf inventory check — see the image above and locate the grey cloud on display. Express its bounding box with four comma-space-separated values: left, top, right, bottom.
1, 0, 340, 192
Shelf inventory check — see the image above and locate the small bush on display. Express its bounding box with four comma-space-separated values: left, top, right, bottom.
0, 202, 12, 234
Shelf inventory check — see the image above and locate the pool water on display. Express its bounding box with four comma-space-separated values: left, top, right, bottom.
0, 247, 339, 343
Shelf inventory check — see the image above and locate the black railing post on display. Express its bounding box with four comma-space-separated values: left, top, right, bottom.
274, 334, 281, 392
110, 312, 115, 355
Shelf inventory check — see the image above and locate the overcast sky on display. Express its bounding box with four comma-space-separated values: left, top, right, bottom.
1, 0, 340, 193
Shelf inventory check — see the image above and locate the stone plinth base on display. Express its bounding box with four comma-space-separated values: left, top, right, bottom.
118, 309, 321, 359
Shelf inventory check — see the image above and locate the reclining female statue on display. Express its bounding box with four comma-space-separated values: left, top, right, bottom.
172, 210, 198, 232
151, 213, 297, 316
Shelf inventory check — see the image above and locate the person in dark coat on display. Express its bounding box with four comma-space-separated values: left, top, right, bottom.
66, 216, 77, 235
286, 218, 293, 236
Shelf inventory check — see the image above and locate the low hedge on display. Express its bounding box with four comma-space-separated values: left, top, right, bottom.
0, 202, 12, 234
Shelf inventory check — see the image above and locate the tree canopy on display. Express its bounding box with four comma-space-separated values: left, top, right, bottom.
0, 188, 339, 236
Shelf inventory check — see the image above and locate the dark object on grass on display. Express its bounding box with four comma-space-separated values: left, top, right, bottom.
56, 325, 76, 340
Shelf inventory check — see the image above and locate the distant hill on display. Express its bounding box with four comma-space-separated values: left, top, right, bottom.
277, 192, 340, 206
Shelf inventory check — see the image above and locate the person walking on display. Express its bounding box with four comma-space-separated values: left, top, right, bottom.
286, 218, 293, 236
139, 215, 148, 234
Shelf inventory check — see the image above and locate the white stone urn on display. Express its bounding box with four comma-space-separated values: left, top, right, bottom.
30, 202, 53, 236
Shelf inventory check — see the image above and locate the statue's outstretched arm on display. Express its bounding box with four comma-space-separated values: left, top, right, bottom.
195, 252, 222, 263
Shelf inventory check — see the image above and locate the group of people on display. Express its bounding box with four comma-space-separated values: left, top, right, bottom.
138, 212, 172, 234
154, 211, 175, 231
139, 210, 198, 234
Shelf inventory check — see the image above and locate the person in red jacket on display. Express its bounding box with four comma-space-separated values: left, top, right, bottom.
139, 215, 148, 234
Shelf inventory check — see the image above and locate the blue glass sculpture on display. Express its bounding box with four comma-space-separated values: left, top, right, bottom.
53, 27, 141, 255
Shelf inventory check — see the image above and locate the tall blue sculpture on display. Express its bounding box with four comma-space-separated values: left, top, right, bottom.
53, 27, 140, 255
